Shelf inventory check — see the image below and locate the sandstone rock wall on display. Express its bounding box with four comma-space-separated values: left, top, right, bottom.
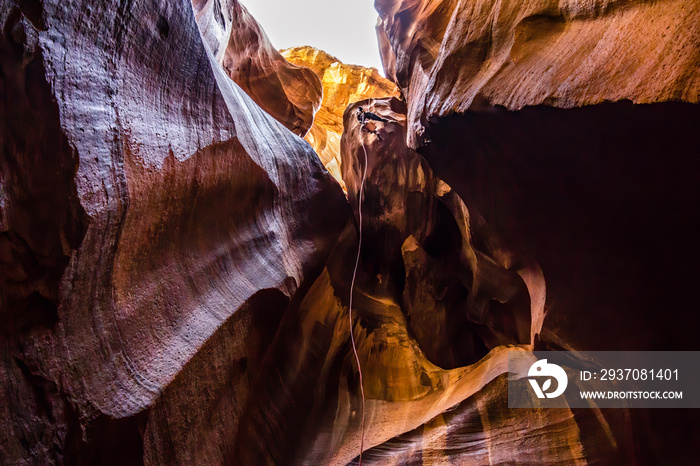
376, 0, 700, 147
194, 0, 323, 136
376, 0, 700, 461
2, 0, 697, 462
228, 95, 547, 463
0, 0, 345, 463
282, 46, 400, 190
314, 97, 636, 464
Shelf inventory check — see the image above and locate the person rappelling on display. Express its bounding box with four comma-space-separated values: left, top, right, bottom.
356, 106, 388, 141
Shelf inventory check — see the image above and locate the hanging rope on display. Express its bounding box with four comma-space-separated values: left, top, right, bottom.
348, 138, 368, 465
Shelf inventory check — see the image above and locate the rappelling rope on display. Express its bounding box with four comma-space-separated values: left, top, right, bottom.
348, 137, 369, 465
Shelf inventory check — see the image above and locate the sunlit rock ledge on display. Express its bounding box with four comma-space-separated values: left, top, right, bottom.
283, 46, 401, 191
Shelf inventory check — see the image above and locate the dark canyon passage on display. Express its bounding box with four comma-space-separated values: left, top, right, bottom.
422, 101, 700, 352
1, 0, 699, 464
420, 101, 700, 464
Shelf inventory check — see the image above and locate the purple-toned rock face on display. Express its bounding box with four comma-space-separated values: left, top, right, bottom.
0, 0, 345, 462
1, 0, 698, 463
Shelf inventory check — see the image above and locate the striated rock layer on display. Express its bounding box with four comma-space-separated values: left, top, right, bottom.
0, 0, 346, 463
2, 0, 695, 462
199, 95, 637, 465
377, 0, 700, 461
230, 96, 541, 464
376, 0, 700, 147
282, 46, 401, 190
375, 0, 700, 358
327, 97, 636, 464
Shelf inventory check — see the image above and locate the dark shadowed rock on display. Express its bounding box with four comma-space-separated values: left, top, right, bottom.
376, 0, 700, 147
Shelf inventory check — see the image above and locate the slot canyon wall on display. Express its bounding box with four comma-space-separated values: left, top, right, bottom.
0, 0, 698, 464
282, 46, 400, 190
375, 0, 700, 461
1, 0, 348, 462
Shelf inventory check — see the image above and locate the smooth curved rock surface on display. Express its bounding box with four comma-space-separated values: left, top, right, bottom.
376, 0, 700, 147
282, 46, 401, 190
359, 374, 637, 464
376, 0, 700, 462
340, 98, 545, 355
230, 96, 550, 464
194, 0, 323, 136
0, 0, 345, 463
2, 0, 692, 462
226, 97, 638, 464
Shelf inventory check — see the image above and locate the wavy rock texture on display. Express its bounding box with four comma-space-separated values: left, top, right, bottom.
377, 0, 700, 462
224, 97, 638, 464
282, 46, 400, 189
194, 0, 323, 136
376, 0, 700, 147
323, 98, 636, 464
376, 0, 700, 364
228, 96, 548, 464
0, 0, 345, 463
2, 0, 695, 463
